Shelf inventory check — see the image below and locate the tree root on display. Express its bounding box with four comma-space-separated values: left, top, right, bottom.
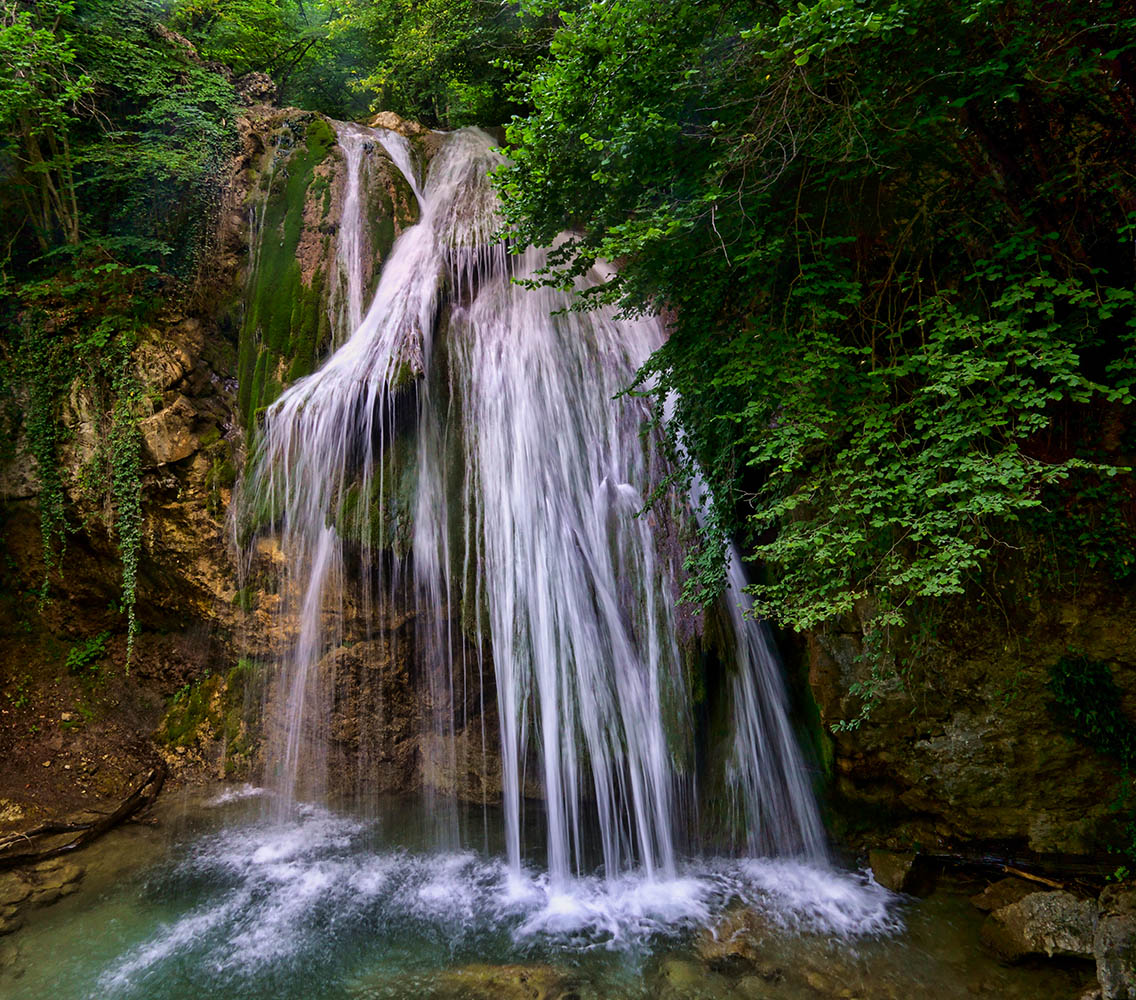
0, 762, 166, 870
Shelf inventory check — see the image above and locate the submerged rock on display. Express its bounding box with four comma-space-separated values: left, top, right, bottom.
868, 849, 936, 895
695, 907, 786, 982
436, 963, 580, 1000
0, 874, 32, 908
981, 889, 1097, 962
0, 859, 85, 936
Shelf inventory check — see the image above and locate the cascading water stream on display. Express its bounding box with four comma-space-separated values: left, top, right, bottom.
244, 122, 825, 877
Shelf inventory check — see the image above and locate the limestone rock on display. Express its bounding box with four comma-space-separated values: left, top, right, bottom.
868, 849, 935, 894
367, 111, 430, 137
807, 585, 1136, 855
981, 890, 1097, 961
135, 325, 199, 391
139, 395, 199, 466
1095, 883, 1136, 999
234, 71, 276, 106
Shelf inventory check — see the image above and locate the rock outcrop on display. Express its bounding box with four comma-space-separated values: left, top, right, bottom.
0, 104, 488, 823
808, 584, 1136, 858
980, 889, 1097, 961
1096, 884, 1136, 999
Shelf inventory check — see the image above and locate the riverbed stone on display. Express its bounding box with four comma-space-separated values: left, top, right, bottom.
0, 874, 32, 907
868, 849, 935, 894
437, 963, 580, 1000
0, 904, 23, 936
1094, 883, 1136, 999
981, 889, 1097, 961
696, 905, 770, 968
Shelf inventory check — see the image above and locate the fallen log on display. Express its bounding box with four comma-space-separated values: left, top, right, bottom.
0, 762, 166, 870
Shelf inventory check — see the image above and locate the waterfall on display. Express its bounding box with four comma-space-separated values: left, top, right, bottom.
242, 123, 825, 873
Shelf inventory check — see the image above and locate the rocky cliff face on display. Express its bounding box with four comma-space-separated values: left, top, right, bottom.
0, 104, 470, 826
807, 581, 1136, 862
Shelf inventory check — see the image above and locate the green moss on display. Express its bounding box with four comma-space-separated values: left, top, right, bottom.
215, 458, 236, 489
205, 451, 237, 515
161, 674, 222, 748
334, 433, 418, 557
232, 586, 258, 611
305, 116, 336, 157
238, 114, 340, 430
158, 659, 267, 757
249, 349, 268, 419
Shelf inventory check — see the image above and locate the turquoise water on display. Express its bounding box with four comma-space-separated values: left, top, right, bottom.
0, 788, 1090, 1000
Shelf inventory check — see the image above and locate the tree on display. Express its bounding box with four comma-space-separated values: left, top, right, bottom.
330, 0, 558, 127
0, 0, 92, 249
498, 0, 1136, 637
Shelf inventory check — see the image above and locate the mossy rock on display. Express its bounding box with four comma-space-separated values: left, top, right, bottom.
158, 660, 267, 753
238, 114, 339, 431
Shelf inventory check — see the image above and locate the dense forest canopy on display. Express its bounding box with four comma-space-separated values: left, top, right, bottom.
2, 0, 1135, 685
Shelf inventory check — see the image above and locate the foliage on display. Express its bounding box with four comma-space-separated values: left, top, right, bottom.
0, 0, 93, 248
1051, 654, 1136, 763
14, 320, 71, 598
329, 0, 560, 127
169, 0, 376, 118
498, 0, 1136, 641
0, 0, 237, 655
65, 630, 110, 675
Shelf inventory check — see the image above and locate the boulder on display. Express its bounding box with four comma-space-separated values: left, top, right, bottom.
981, 890, 1097, 962
139, 395, 199, 466
869, 849, 936, 895
1095, 883, 1136, 999
234, 71, 276, 106
367, 111, 430, 137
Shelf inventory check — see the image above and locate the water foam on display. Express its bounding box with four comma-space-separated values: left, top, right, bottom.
98, 807, 900, 994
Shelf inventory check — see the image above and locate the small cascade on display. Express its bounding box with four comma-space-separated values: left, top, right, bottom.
724, 553, 827, 860
242, 122, 825, 872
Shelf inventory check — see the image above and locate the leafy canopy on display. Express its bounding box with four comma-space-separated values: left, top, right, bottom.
498, 0, 1136, 633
